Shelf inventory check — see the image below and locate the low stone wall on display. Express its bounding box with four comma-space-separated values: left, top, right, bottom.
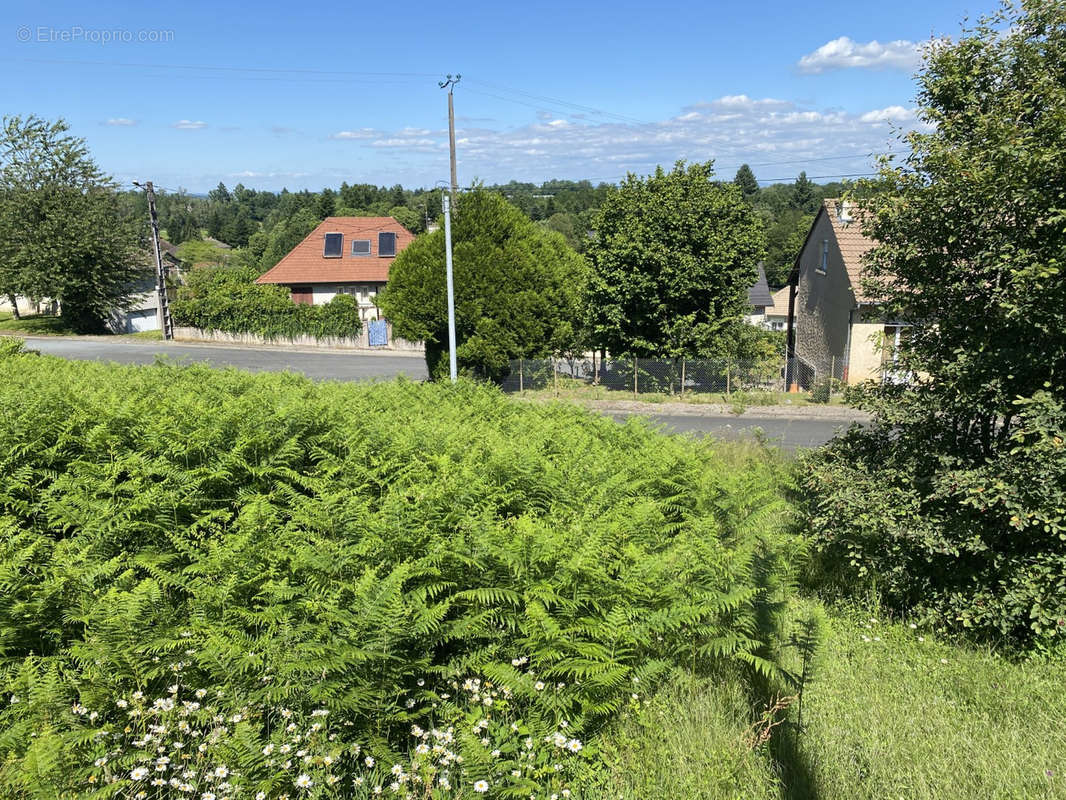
173, 326, 424, 353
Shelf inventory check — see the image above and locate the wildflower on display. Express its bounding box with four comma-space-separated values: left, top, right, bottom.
72, 703, 88, 715
354, 777, 364, 786
473, 780, 489, 793
195, 689, 207, 699
133, 691, 145, 701
534, 681, 545, 691
9, 695, 18, 704
311, 708, 329, 717
415, 744, 429, 755
411, 725, 424, 737
256, 794, 267, 800
365, 756, 375, 767
263, 744, 275, 756
490, 749, 501, 758
483, 697, 493, 706
632, 693, 640, 700
389, 782, 400, 793
405, 698, 416, 708
131, 767, 149, 781
511, 656, 528, 666
940, 658, 949, 664
212, 766, 229, 779
178, 784, 194, 793
280, 708, 293, 719
373, 786, 382, 795
566, 739, 583, 753
391, 764, 404, 776
230, 714, 242, 724
153, 779, 167, 787
417, 678, 425, 686
918, 636, 925, 642
202, 793, 216, 800
295, 774, 313, 789
909, 623, 918, 629
94, 757, 107, 767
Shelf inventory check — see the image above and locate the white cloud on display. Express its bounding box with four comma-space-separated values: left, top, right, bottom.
330, 128, 377, 140
797, 37, 921, 73
859, 105, 915, 123
172, 120, 207, 130
105, 117, 137, 127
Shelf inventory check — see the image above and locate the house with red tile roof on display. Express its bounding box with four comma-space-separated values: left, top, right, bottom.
788, 199, 901, 386
256, 217, 415, 322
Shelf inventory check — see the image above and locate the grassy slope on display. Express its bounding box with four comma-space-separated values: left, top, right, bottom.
597, 603, 1066, 800
0, 312, 79, 336
792, 608, 1066, 800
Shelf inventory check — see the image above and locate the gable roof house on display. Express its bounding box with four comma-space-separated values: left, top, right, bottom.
745, 263, 774, 326
787, 199, 899, 387
256, 217, 415, 322
107, 239, 188, 334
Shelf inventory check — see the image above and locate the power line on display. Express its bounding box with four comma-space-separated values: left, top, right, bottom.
464, 78, 648, 125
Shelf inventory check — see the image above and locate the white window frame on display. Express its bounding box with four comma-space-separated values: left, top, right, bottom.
351, 239, 372, 257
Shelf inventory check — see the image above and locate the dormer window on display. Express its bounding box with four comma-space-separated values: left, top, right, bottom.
378, 232, 397, 257
351, 239, 371, 256
323, 233, 343, 258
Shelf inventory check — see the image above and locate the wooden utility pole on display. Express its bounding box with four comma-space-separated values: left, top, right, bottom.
136, 181, 174, 340
439, 74, 461, 200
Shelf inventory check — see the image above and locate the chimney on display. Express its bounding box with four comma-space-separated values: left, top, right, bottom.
837, 200, 854, 225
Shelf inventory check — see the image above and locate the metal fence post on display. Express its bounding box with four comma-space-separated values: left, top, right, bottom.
519, 358, 524, 392
633, 357, 638, 398
680, 357, 686, 397
553, 357, 559, 397
726, 360, 732, 395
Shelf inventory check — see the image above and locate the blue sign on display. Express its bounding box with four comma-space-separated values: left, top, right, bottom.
368, 319, 388, 347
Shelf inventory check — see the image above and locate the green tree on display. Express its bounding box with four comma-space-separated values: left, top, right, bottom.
0, 115, 144, 332
585, 161, 764, 357
804, 0, 1066, 645
316, 187, 336, 219
387, 205, 423, 234
790, 171, 817, 213
379, 188, 587, 380
733, 164, 760, 198
258, 208, 320, 273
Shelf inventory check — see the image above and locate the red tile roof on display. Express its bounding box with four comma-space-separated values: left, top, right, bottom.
256, 217, 415, 285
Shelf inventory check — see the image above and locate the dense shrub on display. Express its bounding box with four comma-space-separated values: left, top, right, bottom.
171, 265, 362, 340
0, 353, 792, 797
802, 392, 1066, 644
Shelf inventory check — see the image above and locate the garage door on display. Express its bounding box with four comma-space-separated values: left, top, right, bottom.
127, 309, 159, 333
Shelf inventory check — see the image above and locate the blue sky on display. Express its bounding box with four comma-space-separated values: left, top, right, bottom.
5, 0, 994, 193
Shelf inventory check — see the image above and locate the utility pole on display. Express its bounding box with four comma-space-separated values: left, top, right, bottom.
135, 181, 174, 340
439, 74, 461, 200
442, 190, 458, 383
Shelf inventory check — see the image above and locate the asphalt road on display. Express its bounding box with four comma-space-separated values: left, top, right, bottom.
20, 337, 854, 449
21, 336, 429, 382
608, 412, 858, 451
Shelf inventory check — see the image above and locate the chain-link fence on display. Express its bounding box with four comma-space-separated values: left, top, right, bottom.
501, 355, 802, 396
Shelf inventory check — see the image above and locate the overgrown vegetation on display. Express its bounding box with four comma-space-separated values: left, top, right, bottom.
803, 0, 1066, 647
0, 351, 795, 797
171, 264, 363, 341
